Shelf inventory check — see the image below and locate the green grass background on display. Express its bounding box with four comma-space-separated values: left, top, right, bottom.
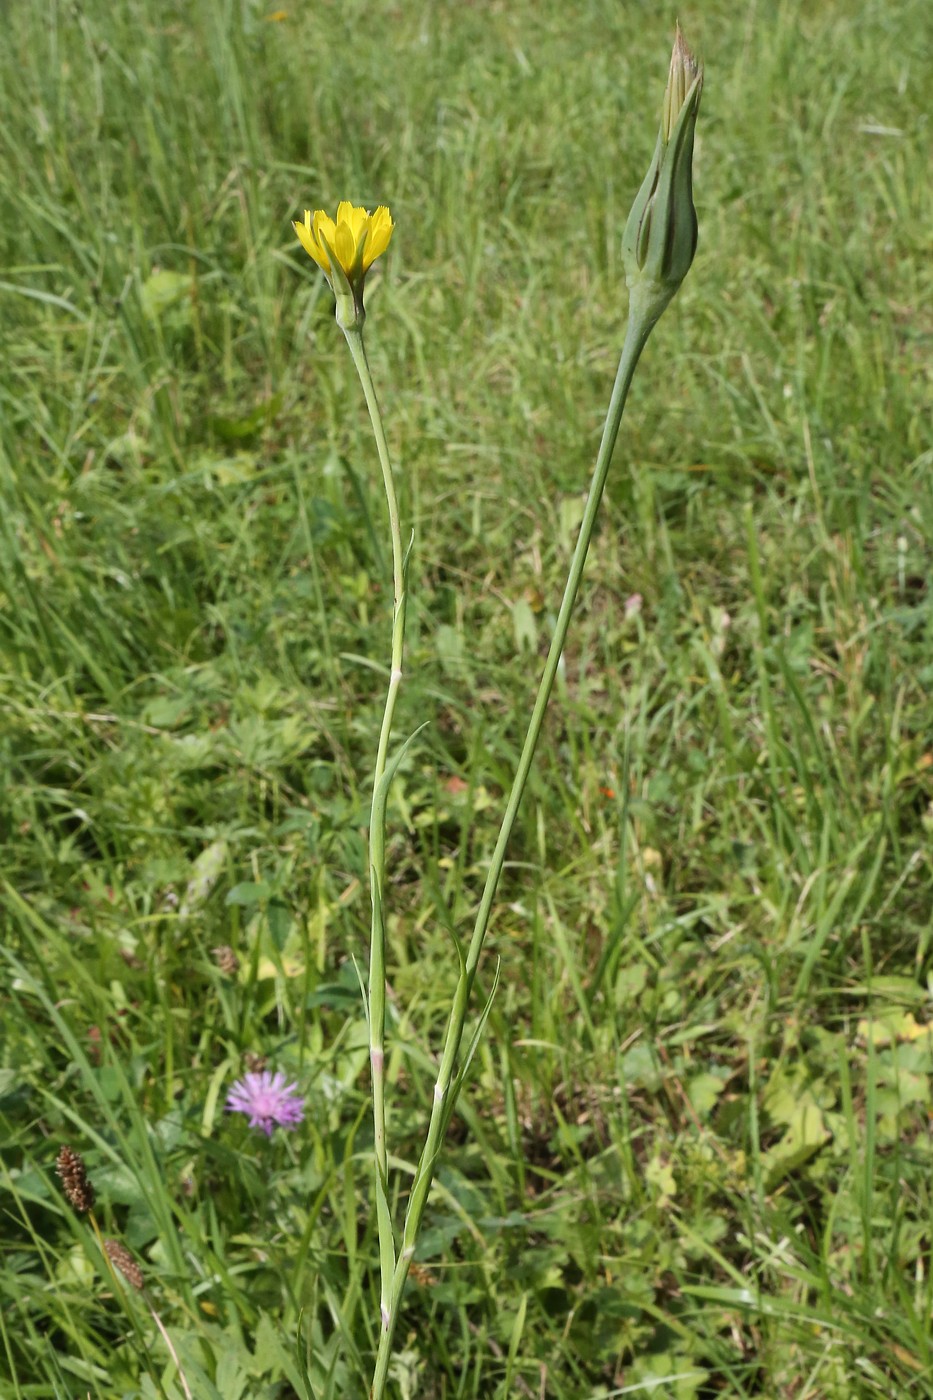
1, 0, 931, 1395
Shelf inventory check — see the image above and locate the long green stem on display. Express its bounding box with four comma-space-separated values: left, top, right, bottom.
342, 324, 407, 1332
370, 309, 656, 1397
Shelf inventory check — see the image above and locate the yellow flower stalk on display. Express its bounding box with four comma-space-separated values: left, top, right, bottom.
293, 201, 394, 328
292, 193, 403, 1353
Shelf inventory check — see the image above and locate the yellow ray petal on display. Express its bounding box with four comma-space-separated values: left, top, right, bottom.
293, 216, 330, 272
342, 203, 368, 246
313, 210, 337, 255
333, 219, 356, 273
362, 207, 394, 270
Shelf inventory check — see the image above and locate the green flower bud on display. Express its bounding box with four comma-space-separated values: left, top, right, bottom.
622, 25, 703, 330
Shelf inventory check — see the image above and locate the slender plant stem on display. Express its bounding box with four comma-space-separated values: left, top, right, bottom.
369, 309, 656, 1398
342, 324, 407, 1331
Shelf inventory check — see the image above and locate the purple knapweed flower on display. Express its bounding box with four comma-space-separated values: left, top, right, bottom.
226, 1070, 304, 1136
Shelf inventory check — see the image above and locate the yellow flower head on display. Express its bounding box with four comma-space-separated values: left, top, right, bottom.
293, 202, 394, 288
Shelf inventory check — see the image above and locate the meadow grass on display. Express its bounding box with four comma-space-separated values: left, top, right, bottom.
1, 0, 931, 1396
